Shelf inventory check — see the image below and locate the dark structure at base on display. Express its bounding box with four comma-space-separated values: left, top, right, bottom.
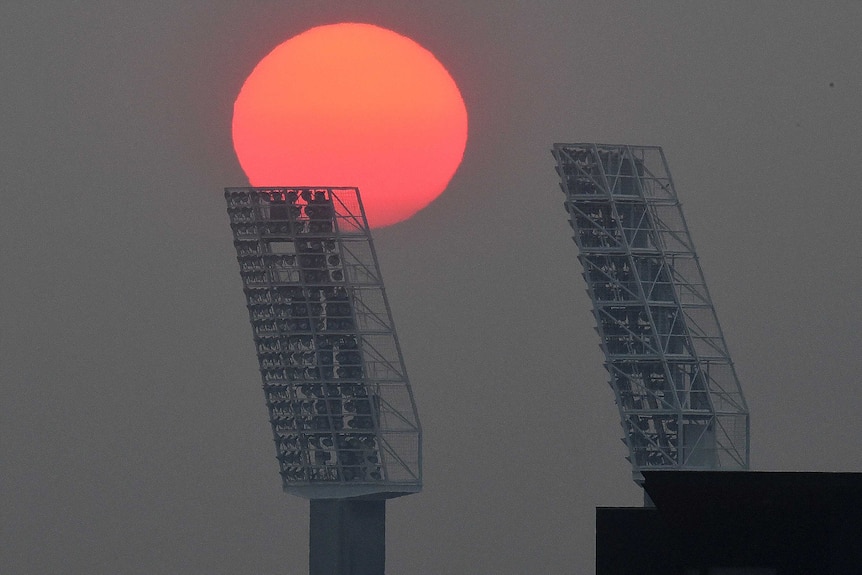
597, 471, 862, 575
310, 499, 386, 575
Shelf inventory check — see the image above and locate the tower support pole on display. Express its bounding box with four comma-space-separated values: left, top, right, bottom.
309, 499, 386, 575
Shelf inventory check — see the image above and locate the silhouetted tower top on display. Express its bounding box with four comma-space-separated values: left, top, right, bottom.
226, 187, 421, 499
552, 143, 749, 484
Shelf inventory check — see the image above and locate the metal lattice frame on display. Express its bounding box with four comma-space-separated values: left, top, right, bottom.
226, 187, 421, 499
552, 144, 749, 483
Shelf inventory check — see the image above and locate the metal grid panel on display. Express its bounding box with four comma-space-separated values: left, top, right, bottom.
552, 144, 749, 482
226, 187, 421, 499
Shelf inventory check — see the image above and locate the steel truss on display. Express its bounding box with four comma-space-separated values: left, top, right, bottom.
226, 187, 421, 499
552, 144, 749, 482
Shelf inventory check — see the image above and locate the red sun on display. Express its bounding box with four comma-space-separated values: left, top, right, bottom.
232, 23, 468, 228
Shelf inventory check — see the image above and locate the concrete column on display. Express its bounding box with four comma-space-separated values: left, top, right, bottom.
309, 498, 385, 575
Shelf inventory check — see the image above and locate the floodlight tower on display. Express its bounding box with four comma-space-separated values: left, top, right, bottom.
552, 144, 749, 486
226, 187, 421, 575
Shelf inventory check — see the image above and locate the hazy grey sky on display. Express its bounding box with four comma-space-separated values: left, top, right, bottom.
2, 2, 861, 574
